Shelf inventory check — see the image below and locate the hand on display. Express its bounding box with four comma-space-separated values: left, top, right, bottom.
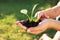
16, 19, 49, 34
27, 19, 52, 34
16, 19, 55, 34
35, 11, 49, 20
16, 21, 27, 30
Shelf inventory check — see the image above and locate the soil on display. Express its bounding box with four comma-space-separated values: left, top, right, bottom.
20, 20, 41, 28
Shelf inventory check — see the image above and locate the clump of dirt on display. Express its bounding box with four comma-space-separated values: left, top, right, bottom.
20, 20, 41, 28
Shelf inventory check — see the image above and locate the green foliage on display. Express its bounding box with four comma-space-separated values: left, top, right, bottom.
32, 17, 38, 22
31, 4, 38, 22
20, 4, 38, 22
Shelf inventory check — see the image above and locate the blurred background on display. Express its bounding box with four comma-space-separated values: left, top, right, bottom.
0, 0, 59, 40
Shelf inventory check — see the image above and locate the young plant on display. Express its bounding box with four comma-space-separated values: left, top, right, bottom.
20, 4, 38, 22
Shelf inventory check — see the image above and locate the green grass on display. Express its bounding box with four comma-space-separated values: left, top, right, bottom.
0, 1, 57, 40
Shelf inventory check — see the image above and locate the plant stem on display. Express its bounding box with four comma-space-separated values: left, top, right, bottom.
26, 14, 31, 21
31, 4, 38, 20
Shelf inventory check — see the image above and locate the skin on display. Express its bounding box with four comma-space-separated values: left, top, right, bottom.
27, 19, 60, 34
16, 2, 60, 34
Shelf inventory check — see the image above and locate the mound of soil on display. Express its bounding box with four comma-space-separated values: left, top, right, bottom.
20, 20, 41, 28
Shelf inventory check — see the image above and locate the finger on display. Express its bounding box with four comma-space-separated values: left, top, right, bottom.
27, 29, 41, 34
27, 27, 44, 34
27, 28, 46, 34
16, 21, 27, 30
34, 11, 41, 20
27, 27, 48, 34
44, 13, 49, 19
40, 14, 49, 20
37, 12, 44, 20
27, 27, 40, 32
34, 11, 40, 17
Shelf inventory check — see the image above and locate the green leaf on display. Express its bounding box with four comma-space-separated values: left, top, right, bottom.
32, 17, 38, 22
32, 4, 38, 15
31, 4, 38, 20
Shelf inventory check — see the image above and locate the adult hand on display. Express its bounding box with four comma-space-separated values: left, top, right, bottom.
16, 19, 49, 34
16, 19, 48, 34
27, 19, 52, 34
16, 21, 27, 30
35, 11, 49, 20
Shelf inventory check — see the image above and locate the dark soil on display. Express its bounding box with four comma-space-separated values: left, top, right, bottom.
20, 20, 41, 28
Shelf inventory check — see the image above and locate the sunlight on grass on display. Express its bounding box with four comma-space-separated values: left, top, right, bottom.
0, 14, 36, 40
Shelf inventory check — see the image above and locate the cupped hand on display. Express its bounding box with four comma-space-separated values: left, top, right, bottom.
16, 21, 27, 30
16, 19, 53, 34
27, 19, 52, 34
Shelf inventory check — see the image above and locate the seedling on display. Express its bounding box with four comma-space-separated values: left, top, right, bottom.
20, 4, 38, 22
